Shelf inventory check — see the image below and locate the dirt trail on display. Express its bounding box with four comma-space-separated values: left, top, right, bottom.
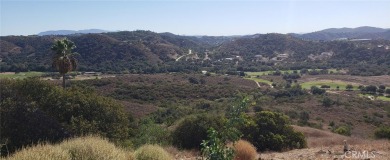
174, 126, 390, 160
259, 145, 389, 160
252, 80, 273, 89
255, 81, 261, 88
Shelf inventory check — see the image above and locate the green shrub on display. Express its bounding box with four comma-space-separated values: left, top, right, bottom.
322, 96, 334, 107
320, 85, 330, 88
374, 126, 390, 139
188, 77, 199, 84
298, 111, 310, 125
329, 121, 335, 127
0, 78, 130, 154
172, 114, 224, 149
346, 84, 353, 91
1, 98, 69, 155
311, 86, 326, 95
201, 128, 234, 160
333, 126, 351, 136
134, 144, 171, 160
201, 98, 250, 160
241, 111, 307, 151
131, 119, 171, 148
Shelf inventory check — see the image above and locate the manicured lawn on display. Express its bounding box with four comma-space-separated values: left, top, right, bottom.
0, 72, 45, 79
300, 80, 357, 90
245, 70, 298, 77
245, 71, 274, 76
377, 96, 390, 101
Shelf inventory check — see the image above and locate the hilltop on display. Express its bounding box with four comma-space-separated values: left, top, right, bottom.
37, 29, 110, 36
292, 26, 390, 41
1, 28, 390, 76
3, 28, 390, 156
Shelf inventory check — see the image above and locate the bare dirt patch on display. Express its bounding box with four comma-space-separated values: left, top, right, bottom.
259, 126, 390, 160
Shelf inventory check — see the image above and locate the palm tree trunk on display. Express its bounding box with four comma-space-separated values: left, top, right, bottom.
62, 74, 66, 89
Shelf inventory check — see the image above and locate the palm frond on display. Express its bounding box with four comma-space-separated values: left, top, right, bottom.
70, 57, 78, 71
51, 38, 78, 75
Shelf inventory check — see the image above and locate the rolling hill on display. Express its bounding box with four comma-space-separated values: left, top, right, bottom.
37, 29, 110, 36
1, 28, 390, 75
293, 26, 390, 41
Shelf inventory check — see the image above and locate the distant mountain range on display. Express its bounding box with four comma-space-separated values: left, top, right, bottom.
37, 26, 390, 41
2, 28, 389, 75
320, 26, 388, 33
291, 26, 390, 41
37, 29, 110, 36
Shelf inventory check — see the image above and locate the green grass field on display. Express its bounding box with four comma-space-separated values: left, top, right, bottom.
300, 80, 357, 90
0, 72, 45, 79
245, 70, 296, 76
377, 96, 390, 101
245, 69, 343, 77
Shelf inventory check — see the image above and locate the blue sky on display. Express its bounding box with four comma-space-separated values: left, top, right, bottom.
1, 0, 390, 36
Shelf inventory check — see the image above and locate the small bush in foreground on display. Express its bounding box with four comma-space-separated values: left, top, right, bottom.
4, 144, 70, 160
134, 144, 171, 160
232, 140, 257, 160
59, 136, 129, 160
3, 136, 134, 160
201, 128, 235, 160
172, 114, 224, 149
131, 119, 171, 148
241, 111, 307, 151
201, 98, 249, 160
0, 78, 130, 155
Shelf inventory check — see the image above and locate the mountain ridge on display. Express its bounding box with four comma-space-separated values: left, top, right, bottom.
37, 29, 110, 36
318, 26, 389, 33
35, 26, 390, 40
292, 26, 390, 41
1, 29, 390, 75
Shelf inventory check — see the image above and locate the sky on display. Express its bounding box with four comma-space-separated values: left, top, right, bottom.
1, 0, 390, 36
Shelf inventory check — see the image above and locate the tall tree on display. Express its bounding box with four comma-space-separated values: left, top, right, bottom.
51, 38, 78, 89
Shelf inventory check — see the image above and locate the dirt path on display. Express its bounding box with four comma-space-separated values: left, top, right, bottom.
259, 144, 390, 160
255, 81, 261, 88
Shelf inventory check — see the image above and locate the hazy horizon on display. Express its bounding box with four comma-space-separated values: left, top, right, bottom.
1, 0, 390, 36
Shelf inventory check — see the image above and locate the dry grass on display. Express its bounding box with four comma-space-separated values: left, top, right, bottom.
232, 140, 258, 160
3, 144, 70, 160
59, 136, 131, 160
259, 140, 390, 160
292, 125, 366, 147
293, 125, 390, 148
2, 136, 134, 160
134, 144, 172, 160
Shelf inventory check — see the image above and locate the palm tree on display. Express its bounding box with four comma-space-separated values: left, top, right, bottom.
51, 38, 78, 89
